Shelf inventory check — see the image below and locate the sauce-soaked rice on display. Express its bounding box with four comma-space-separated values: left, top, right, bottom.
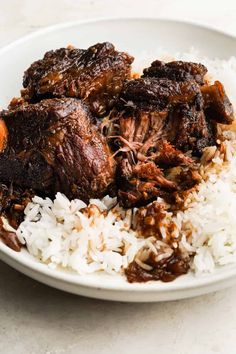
125, 248, 190, 283
0, 218, 21, 252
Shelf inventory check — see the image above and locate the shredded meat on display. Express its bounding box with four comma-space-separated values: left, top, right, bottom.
106, 59, 233, 208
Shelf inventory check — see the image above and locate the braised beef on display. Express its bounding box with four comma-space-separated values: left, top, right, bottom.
22, 42, 133, 117
0, 183, 33, 229
107, 59, 233, 207
165, 102, 217, 154
0, 223, 21, 252
201, 81, 234, 124
142, 60, 207, 84
0, 183, 34, 251
0, 46, 235, 285
0, 98, 116, 202
119, 77, 201, 109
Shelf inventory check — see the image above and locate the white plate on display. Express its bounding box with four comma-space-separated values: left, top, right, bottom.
1, 18, 236, 302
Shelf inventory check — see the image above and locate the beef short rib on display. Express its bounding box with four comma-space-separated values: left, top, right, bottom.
0, 98, 116, 201
142, 60, 207, 84
22, 42, 134, 117
107, 60, 234, 207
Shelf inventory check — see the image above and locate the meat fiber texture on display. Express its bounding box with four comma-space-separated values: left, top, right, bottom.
107, 60, 234, 207
0, 98, 116, 202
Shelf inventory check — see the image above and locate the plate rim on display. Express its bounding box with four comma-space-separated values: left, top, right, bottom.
1, 232, 236, 293
1, 16, 236, 296
0, 16, 236, 56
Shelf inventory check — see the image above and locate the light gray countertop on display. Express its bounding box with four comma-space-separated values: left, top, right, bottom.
1, 1, 236, 353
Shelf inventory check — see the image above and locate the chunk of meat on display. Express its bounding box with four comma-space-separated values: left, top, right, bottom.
108, 77, 203, 207
0, 221, 21, 252
120, 77, 201, 109
117, 160, 178, 208
142, 60, 207, 85
0, 183, 33, 229
107, 60, 234, 208
0, 98, 116, 202
22, 42, 134, 117
0, 183, 34, 251
201, 81, 234, 124
133, 162, 177, 189
117, 78, 212, 156
165, 101, 217, 154
154, 141, 193, 166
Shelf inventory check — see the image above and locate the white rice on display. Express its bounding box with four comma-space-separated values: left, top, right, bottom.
16, 195, 146, 274
176, 139, 236, 274
13, 50, 236, 278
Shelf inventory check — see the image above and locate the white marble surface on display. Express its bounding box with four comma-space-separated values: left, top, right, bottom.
1, 1, 236, 353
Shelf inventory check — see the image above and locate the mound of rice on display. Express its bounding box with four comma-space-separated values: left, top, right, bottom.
16, 194, 146, 274
176, 138, 236, 274
14, 51, 236, 279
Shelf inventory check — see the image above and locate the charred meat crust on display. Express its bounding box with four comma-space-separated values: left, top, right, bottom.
142, 60, 207, 85
107, 60, 234, 208
0, 98, 116, 202
22, 42, 134, 117
0, 183, 34, 251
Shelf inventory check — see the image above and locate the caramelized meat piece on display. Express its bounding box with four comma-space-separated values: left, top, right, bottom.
120, 77, 201, 109
109, 78, 203, 207
107, 59, 233, 208
118, 77, 213, 156
0, 183, 34, 251
117, 159, 178, 208
22, 42, 133, 117
154, 141, 193, 166
0, 183, 33, 229
133, 162, 177, 189
165, 101, 216, 154
0, 221, 21, 252
0, 98, 116, 201
201, 81, 234, 124
143, 60, 207, 85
